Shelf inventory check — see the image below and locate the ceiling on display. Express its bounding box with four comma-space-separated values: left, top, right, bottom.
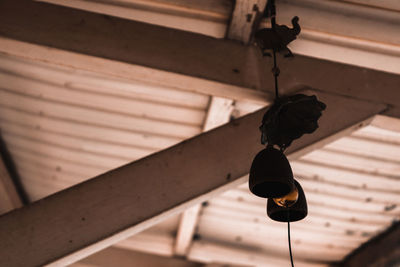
0, 0, 399, 266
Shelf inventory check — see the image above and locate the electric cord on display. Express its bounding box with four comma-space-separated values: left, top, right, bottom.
288, 221, 294, 267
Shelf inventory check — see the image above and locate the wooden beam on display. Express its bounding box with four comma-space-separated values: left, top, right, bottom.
0, 89, 386, 267
72, 246, 203, 267
38, 0, 231, 38
188, 240, 327, 267
174, 97, 234, 256
340, 0, 400, 12
0, 134, 24, 214
227, 0, 267, 44
0, 153, 23, 214
369, 115, 400, 132
276, 0, 400, 47
337, 222, 400, 267
114, 230, 175, 257
0, 0, 270, 105
174, 204, 202, 256
0, 37, 270, 105
272, 0, 400, 75
202, 97, 235, 132
1, 0, 400, 112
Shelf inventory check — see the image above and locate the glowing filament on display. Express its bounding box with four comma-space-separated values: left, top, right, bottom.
273, 185, 299, 207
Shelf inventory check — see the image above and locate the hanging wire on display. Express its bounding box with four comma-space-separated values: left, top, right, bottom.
272, 50, 279, 99
288, 221, 295, 267
269, 0, 280, 99
272, 0, 293, 263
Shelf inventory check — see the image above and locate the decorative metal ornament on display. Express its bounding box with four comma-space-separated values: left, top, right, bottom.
255, 16, 300, 57
267, 180, 308, 222
249, 146, 294, 198
273, 184, 298, 207
260, 94, 326, 150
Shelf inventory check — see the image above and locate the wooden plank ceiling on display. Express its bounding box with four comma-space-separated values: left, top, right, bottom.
0, 0, 399, 266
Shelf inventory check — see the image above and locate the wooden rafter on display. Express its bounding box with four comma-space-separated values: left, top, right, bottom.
0, 136, 24, 214
39, 0, 232, 38
336, 222, 400, 267
174, 204, 202, 256
72, 246, 203, 267
0, 154, 23, 214
174, 97, 235, 256
227, 0, 267, 44
1, 0, 400, 115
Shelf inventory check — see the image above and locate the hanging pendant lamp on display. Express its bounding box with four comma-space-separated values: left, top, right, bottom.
248, 1, 326, 265
249, 145, 294, 198
267, 179, 308, 222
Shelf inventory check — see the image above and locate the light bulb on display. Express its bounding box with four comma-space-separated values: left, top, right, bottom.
273, 185, 299, 207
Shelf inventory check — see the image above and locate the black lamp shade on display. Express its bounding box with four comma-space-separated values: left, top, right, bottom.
267, 179, 308, 222
249, 146, 294, 198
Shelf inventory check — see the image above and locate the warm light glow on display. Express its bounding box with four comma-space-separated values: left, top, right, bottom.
273, 185, 299, 207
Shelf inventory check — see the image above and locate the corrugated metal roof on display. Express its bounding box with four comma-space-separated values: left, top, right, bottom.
0, 53, 209, 200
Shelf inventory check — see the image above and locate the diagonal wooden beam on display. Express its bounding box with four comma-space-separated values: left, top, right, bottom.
1, 0, 400, 113
0, 154, 23, 214
335, 222, 400, 267
174, 204, 202, 256
0, 89, 386, 267
174, 97, 234, 256
0, 135, 24, 214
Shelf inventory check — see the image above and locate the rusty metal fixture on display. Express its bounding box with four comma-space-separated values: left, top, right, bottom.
249, 145, 294, 198
267, 180, 308, 222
